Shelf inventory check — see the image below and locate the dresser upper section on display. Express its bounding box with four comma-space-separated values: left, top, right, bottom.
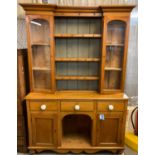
20, 3, 135, 94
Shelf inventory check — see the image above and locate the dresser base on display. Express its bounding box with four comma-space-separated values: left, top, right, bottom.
29, 146, 124, 154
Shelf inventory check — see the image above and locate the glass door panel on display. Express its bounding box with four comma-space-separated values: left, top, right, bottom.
107, 21, 126, 45
30, 19, 51, 91
104, 71, 121, 89
105, 20, 126, 90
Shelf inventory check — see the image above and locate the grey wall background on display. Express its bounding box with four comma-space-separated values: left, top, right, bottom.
17, 0, 138, 105
125, 7, 138, 105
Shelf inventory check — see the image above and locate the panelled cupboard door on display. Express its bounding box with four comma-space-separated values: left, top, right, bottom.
31, 112, 57, 147
26, 15, 55, 92
96, 112, 123, 146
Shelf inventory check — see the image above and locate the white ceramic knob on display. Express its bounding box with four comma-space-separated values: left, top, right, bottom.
40, 104, 46, 111
108, 105, 114, 111
74, 105, 80, 111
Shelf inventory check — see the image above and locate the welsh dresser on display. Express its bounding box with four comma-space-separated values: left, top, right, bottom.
20, 3, 135, 154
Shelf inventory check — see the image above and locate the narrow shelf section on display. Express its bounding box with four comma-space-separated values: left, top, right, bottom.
31, 42, 50, 46
106, 43, 124, 46
55, 58, 100, 62
32, 67, 51, 71
105, 67, 122, 71
56, 76, 99, 80
55, 34, 101, 38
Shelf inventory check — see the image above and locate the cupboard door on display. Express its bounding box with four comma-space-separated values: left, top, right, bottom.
100, 13, 130, 93
104, 20, 126, 90
30, 18, 51, 91
96, 112, 123, 146
31, 112, 57, 147
26, 15, 55, 92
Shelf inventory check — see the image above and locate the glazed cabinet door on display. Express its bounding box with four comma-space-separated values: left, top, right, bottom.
31, 112, 57, 147
26, 15, 55, 93
100, 14, 130, 93
104, 20, 126, 91
96, 112, 123, 146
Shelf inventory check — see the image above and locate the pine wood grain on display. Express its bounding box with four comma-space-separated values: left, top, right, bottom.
56, 76, 99, 80
55, 58, 100, 62
25, 92, 128, 100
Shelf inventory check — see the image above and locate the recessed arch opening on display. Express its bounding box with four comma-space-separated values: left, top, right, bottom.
62, 114, 92, 148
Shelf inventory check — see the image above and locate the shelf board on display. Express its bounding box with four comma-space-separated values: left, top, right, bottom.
62, 134, 91, 148
105, 67, 122, 71
55, 34, 101, 38
31, 42, 50, 46
106, 43, 124, 46
33, 88, 52, 92
103, 89, 121, 92
55, 58, 100, 62
32, 67, 51, 71
56, 76, 99, 80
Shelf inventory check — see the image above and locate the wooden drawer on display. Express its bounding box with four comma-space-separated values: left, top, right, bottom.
61, 101, 94, 112
29, 101, 58, 111
97, 101, 125, 112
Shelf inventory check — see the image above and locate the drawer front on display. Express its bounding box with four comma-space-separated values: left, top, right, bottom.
29, 101, 58, 111
97, 101, 125, 112
61, 101, 94, 112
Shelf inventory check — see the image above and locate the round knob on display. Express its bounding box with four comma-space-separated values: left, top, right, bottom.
40, 104, 46, 111
74, 105, 80, 111
108, 105, 114, 111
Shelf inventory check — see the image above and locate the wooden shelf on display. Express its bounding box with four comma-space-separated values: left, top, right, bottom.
56, 76, 99, 80
106, 43, 124, 46
31, 42, 50, 46
103, 89, 121, 92
55, 34, 101, 38
55, 58, 100, 62
105, 67, 122, 71
62, 134, 91, 148
32, 67, 51, 71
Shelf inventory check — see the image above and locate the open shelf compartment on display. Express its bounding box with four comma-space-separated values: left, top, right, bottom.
55, 17, 102, 35
61, 114, 92, 148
